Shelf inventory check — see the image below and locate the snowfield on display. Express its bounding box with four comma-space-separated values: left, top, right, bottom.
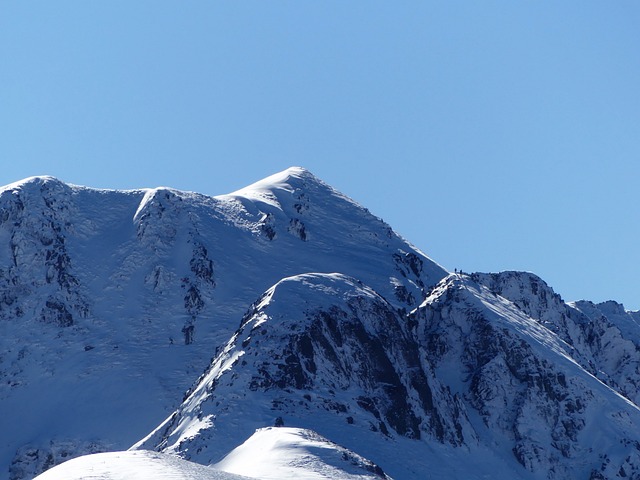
216, 427, 391, 480
32, 450, 246, 480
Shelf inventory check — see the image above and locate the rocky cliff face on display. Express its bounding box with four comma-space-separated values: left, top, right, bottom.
414, 274, 640, 479
472, 271, 640, 406
138, 271, 640, 479
0, 177, 89, 327
136, 273, 475, 471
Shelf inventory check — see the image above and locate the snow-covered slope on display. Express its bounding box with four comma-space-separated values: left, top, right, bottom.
215, 427, 390, 480
0, 169, 446, 479
135, 273, 475, 477
471, 271, 640, 405
413, 274, 640, 479
30, 450, 247, 480
137, 272, 640, 479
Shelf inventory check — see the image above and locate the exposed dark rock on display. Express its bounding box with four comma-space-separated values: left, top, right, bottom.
41, 299, 73, 327
288, 218, 307, 241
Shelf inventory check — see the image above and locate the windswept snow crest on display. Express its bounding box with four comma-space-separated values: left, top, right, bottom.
216, 427, 390, 480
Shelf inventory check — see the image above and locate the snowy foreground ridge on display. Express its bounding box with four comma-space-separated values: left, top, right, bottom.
1, 168, 640, 479
34, 428, 387, 480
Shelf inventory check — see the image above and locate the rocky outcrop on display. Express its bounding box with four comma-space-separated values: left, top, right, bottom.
413, 275, 640, 478
472, 271, 640, 406
0, 177, 89, 327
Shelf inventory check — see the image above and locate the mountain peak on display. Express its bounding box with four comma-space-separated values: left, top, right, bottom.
0, 175, 69, 195
233, 166, 318, 193
224, 167, 331, 208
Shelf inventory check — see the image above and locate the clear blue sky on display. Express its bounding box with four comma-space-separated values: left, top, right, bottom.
1, 2, 639, 309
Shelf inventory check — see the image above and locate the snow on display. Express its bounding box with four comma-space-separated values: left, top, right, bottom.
413, 272, 640, 478
0, 175, 62, 194
216, 427, 389, 479
32, 450, 249, 480
573, 299, 640, 344
227, 167, 316, 200
35, 428, 392, 480
137, 271, 586, 479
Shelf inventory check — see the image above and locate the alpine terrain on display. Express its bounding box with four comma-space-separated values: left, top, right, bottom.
1, 167, 639, 479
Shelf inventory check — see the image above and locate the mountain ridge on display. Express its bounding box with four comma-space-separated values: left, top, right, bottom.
2, 169, 640, 479
1, 168, 445, 479
135, 270, 640, 478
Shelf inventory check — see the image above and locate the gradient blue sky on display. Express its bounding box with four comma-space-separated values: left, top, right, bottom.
1, 2, 639, 309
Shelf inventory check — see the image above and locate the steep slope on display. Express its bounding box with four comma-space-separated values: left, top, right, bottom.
137, 272, 640, 479
570, 299, 640, 405
134, 273, 471, 473
414, 274, 640, 479
0, 169, 446, 479
471, 271, 640, 406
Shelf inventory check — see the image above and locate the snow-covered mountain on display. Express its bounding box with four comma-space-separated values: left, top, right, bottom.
135, 272, 474, 477
0, 168, 445, 479
3, 168, 640, 479
134, 272, 640, 479
471, 272, 640, 406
